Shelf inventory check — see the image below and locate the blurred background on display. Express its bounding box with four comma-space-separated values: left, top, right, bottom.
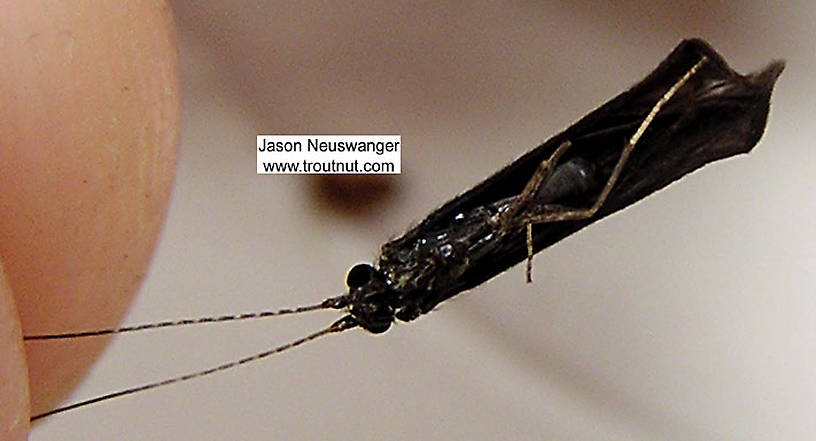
35, 2, 814, 440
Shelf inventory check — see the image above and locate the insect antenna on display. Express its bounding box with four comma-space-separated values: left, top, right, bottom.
25, 294, 356, 420
28, 314, 358, 421
24, 294, 349, 340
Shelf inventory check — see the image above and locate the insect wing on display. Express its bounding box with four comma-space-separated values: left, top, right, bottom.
389, 39, 783, 293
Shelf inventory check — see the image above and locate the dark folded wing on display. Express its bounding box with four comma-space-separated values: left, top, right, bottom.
385, 38, 783, 295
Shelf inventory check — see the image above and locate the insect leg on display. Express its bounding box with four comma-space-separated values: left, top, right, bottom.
496, 141, 574, 282
513, 56, 708, 280
499, 140, 574, 226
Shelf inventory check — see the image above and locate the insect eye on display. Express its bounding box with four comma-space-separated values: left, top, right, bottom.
346, 263, 374, 288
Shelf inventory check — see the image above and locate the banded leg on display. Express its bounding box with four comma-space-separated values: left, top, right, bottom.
498, 139, 574, 226
495, 140, 574, 283
517, 56, 708, 282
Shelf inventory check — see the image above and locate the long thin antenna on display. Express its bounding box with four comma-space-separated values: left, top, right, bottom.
24, 296, 348, 340
30, 315, 358, 421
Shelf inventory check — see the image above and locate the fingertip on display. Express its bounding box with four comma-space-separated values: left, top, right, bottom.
0, 0, 181, 417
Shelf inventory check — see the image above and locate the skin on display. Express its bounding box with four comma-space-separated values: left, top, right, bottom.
0, 2, 180, 440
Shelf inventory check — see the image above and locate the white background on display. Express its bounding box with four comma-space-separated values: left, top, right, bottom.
34, 2, 814, 440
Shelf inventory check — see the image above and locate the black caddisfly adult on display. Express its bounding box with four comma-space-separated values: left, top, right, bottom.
25, 38, 783, 421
